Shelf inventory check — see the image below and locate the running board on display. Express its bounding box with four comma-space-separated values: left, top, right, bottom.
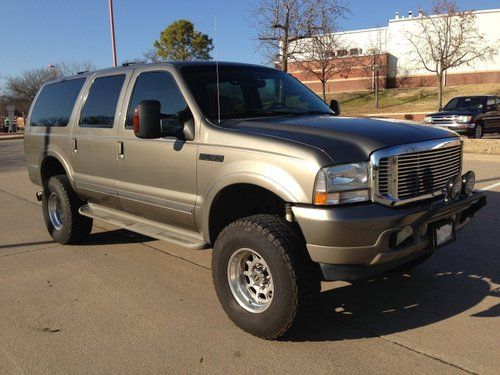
79, 204, 208, 250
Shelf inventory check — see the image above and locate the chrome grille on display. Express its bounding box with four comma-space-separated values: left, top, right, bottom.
372, 138, 462, 206
430, 115, 456, 125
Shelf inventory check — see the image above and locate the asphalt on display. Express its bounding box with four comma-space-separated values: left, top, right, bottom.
0, 139, 499, 374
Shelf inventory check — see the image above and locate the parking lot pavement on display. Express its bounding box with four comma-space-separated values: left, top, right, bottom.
0, 139, 499, 374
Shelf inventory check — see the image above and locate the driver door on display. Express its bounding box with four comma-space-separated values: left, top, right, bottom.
115, 67, 198, 230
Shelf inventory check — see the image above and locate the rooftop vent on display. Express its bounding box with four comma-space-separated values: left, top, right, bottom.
408, 10, 413, 18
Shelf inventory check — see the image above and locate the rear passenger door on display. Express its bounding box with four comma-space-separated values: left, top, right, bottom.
115, 67, 198, 230
71, 72, 130, 209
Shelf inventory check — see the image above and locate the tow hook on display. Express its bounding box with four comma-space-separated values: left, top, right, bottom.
36, 191, 43, 201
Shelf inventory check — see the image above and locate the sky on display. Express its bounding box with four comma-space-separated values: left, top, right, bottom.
0, 0, 499, 82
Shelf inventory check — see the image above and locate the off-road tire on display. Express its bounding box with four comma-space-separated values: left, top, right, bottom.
42, 175, 92, 244
212, 214, 320, 340
469, 123, 483, 139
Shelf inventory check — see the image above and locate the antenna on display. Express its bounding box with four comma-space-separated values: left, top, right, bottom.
214, 13, 221, 124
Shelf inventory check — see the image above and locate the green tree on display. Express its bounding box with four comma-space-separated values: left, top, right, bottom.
154, 19, 213, 61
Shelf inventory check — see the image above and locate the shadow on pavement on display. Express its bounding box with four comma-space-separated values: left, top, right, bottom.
84, 229, 155, 246
287, 190, 500, 342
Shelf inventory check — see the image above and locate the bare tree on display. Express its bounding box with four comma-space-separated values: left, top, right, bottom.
405, 0, 497, 109
54, 61, 96, 77
291, 28, 351, 101
252, 0, 347, 73
5, 68, 53, 114
4, 61, 96, 114
359, 28, 386, 108
143, 49, 162, 63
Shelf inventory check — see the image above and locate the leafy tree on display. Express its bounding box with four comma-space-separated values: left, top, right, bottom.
154, 19, 213, 61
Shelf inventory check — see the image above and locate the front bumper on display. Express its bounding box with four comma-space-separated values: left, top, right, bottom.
428, 123, 474, 134
292, 192, 486, 280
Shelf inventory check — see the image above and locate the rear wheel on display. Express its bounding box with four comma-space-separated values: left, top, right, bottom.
212, 215, 320, 340
42, 175, 92, 244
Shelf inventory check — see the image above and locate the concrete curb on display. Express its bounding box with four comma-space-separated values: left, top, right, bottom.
0, 134, 24, 141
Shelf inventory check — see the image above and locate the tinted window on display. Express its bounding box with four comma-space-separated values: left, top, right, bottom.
181, 65, 332, 121
80, 75, 125, 127
443, 97, 486, 111
126, 71, 188, 128
30, 78, 85, 127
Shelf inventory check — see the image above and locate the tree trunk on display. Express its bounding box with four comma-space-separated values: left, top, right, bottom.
321, 80, 327, 102
437, 72, 444, 110
374, 73, 379, 109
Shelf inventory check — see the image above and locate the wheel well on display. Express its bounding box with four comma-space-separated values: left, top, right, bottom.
208, 184, 286, 245
41, 156, 66, 184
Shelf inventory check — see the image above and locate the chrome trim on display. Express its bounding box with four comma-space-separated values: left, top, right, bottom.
370, 137, 462, 207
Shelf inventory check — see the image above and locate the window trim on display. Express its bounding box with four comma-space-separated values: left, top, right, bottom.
78, 73, 127, 129
124, 70, 189, 130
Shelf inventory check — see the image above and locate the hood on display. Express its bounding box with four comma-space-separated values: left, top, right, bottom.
223, 115, 458, 164
427, 110, 479, 117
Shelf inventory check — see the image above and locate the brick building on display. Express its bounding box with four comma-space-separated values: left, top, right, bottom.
288, 8, 500, 94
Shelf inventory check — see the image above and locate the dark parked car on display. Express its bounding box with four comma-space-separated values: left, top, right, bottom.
424, 95, 500, 138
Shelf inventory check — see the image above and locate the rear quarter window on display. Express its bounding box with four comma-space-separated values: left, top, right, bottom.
30, 78, 86, 127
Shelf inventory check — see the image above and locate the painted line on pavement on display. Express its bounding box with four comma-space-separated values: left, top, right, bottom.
479, 181, 500, 192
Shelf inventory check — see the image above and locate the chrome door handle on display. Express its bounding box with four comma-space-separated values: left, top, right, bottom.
117, 141, 124, 160
72, 138, 78, 154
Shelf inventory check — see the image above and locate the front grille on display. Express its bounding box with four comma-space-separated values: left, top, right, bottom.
431, 116, 456, 125
374, 139, 462, 205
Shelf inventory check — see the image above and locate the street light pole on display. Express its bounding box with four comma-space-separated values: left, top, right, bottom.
108, 0, 117, 67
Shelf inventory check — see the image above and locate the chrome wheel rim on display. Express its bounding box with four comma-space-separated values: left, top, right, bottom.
48, 192, 64, 230
227, 248, 274, 313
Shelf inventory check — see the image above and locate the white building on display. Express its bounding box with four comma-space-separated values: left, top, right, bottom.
289, 8, 500, 93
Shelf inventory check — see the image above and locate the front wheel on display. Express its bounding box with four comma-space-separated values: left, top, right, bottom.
42, 175, 93, 244
469, 123, 483, 139
212, 215, 320, 340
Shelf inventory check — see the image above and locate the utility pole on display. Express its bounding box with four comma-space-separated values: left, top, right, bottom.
108, 0, 117, 67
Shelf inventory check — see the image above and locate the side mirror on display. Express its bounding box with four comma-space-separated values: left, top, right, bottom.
329, 99, 341, 116
133, 100, 161, 139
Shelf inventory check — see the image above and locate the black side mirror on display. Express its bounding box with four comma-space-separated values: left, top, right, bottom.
133, 100, 161, 139
329, 99, 341, 116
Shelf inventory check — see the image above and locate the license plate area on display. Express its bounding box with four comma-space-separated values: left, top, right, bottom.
432, 220, 456, 248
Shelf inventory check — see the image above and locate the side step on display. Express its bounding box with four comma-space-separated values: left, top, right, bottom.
79, 204, 208, 250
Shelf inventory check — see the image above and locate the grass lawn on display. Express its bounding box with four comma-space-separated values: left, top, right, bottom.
327, 83, 500, 116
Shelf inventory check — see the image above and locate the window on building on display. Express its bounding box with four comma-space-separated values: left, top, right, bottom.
126, 71, 190, 128
349, 48, 362, 56
79, 75, 125, 128
30, 78, 85, 127
337, 49, 348, 57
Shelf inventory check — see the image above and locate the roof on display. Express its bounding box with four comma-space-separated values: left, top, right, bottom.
61, 61, 272, 80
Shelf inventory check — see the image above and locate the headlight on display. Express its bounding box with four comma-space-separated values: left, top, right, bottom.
313, 162, 370, 205
457, 115, 473, 123
424, 116, 433, 123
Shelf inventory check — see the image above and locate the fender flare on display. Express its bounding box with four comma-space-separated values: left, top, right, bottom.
200, 173, 301, 243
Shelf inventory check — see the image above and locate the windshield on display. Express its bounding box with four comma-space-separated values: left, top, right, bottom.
443, 97, 486, 111
180, 65, 333, 121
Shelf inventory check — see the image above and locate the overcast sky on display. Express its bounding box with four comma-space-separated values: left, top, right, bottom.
0, 0, 499, 82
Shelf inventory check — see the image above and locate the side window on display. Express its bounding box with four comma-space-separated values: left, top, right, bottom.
80, 75, 125, 128
30, 78, 85, 127
486, 97, 495, 111
126, 71, 189, 128
497, 97, 500, 111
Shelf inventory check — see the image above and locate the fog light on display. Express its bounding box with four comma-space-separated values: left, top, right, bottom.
444, 175, 462, 201
462, 171, 475, 196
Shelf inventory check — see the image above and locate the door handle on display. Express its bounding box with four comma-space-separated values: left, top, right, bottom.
72, 138, 78, 154
117, 141, 124, 160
